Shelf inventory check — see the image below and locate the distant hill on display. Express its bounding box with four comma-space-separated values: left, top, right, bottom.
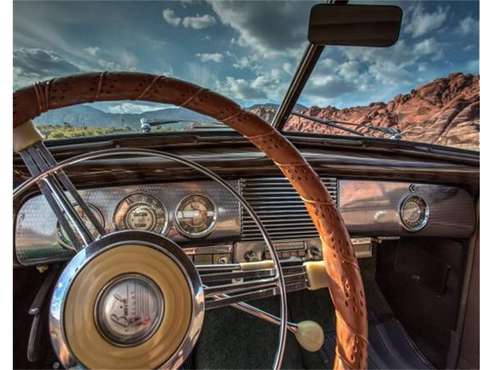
34, 103, 306, 130
34, 105, 216, 130
246, 103, 307, 124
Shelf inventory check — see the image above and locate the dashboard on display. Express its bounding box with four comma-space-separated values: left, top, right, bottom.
15, 176, 475, 267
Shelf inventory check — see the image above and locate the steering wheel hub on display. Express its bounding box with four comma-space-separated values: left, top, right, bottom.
49, 231, 204, 369
95, 273, 164, 346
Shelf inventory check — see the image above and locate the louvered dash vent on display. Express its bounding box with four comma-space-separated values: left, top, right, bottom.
240, 176, 338, 241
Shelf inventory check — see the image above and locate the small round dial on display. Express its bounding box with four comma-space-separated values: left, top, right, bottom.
175, 194, 217, 238
57, 203, 104, 250
114, 193, 167, 233
399, 195, 429, 232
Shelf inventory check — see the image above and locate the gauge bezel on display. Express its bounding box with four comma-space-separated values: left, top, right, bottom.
399, 194, 430, 232
57, 203, 105, 249
113, 193, 168, 234
174, 194, 217, 239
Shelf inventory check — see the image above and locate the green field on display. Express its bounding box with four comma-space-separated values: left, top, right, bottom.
37, 124, 135, 139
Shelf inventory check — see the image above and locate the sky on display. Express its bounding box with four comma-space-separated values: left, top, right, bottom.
13, 0, 479, 113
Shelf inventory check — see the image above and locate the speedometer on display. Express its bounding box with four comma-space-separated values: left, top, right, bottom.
113, 193, 168, 233
175, 194, 217, 238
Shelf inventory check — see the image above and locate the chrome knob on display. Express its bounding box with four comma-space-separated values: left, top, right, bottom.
95, 274, 164, 346
244, 250, 259, 262
308, 246, 321, 260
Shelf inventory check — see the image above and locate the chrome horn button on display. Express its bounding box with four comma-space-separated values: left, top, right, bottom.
95, 273, 164, 346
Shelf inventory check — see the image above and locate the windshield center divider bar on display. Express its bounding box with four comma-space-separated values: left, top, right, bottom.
271, 0, 349, 131
271, 43, 324, 130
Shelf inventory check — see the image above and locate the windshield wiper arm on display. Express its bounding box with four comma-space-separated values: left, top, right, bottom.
362, 124, 401, 140
291, 112, 401, 140
290, 112, 364, 136
140, 118, 226, 133
141, 118, 185, 133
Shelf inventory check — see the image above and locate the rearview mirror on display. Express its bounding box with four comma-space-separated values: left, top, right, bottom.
308, 4, 402, 47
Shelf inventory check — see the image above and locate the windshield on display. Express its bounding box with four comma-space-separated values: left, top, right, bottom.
13, 1, 479, 151
292, 1, 479, 151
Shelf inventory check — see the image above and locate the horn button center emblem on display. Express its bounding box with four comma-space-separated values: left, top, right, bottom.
95, 273, 164, 346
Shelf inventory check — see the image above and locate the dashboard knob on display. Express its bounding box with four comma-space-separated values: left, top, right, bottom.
244, 250, 259, 262
308, 245, 321, 260
217, 256, 229, 264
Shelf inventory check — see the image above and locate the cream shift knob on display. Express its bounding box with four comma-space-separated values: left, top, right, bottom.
295, 320, 325, 352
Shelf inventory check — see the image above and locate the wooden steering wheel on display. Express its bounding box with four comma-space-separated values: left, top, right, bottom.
13, 72, 368, 369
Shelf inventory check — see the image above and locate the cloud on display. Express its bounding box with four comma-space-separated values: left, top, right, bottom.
338, 61, 360, 81
367, 61, 414, 86
162, 9, 215, 29
458, 16, 479, 35
220, 77, 267, 100
183, 14, 216, 29
196, 52, 223, 63
182, 62, 218, 89
217, 68, 287, 102
14, 48, 82, 88
162, 9, 181, 26
84, 46, 100, 56
282, 62, 293, 75
414, 38, 444, 61
207, 1, 312, 57
232, 55, 259, 70
106, 102, 165, 114
304, 74, 358, 99
13, 46, 141, 90
90, 48, 138, 71
404, 3, 449, 38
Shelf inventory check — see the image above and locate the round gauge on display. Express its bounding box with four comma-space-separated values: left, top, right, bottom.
175, 194, 217, 238
57, 203, 104, 249
114, 193, 168, 233
399, 195, 429, 232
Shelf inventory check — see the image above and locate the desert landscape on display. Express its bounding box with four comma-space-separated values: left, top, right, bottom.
250, 73, 479, 151
36, 73, 479, 151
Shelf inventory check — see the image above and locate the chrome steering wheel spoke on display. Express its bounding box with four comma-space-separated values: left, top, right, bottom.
18, 141, 105, 251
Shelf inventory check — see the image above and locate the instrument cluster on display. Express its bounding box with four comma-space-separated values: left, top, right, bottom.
74, 192, 218, 240
15, 181, 240, 266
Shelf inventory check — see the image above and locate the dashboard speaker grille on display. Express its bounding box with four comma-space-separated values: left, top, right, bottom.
240, 176, 338, 241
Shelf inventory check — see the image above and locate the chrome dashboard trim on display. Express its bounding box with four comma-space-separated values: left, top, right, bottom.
16, 178, 475, 266
339, 180, 475, 237
15, 181, 240, 266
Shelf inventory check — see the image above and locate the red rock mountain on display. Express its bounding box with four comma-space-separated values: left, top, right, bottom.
250, 73, 479, 151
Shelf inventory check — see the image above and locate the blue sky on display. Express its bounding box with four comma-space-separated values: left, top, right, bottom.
13, 0, 479, 113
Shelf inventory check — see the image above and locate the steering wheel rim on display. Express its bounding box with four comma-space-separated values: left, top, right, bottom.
13, 72, 368, 369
